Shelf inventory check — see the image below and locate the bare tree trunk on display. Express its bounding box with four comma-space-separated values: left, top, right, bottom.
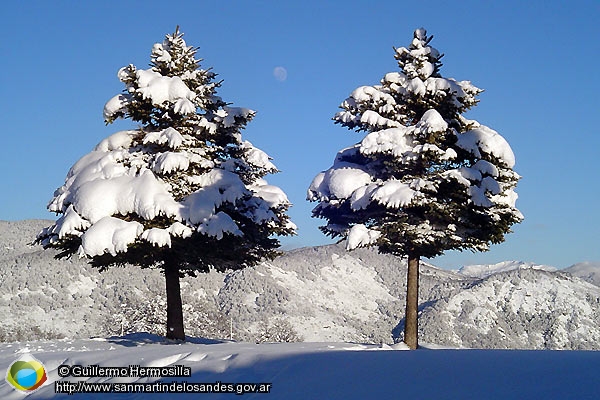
404, 254, 419, 349
164, 258, 185, 341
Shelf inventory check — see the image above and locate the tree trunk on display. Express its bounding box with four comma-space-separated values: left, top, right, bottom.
404, 254, 419, 350
164, 258, 185, 341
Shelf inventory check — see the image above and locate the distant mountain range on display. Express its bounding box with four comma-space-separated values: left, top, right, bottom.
1, 220, 599, 349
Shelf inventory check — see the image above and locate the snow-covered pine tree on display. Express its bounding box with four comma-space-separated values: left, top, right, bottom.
307, 28, 522, 349
38, 27, 296, 341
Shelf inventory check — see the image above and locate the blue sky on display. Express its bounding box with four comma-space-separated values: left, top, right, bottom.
2, 0, 598, 269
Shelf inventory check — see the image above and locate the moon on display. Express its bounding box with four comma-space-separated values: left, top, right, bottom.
273, 66, 288, 82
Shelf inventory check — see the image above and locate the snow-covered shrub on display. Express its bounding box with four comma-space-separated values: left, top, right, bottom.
0, 322, 64, 343
253, 317, 302, 343
112, 296, 167, 337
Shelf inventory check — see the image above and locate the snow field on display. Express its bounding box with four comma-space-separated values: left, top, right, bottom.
1, 336, 599, 399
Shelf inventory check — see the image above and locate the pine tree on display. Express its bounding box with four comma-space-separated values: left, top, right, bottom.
38, 27, 295, 341
307, 28, 522, 349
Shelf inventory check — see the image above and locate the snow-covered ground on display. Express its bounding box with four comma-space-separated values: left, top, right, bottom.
1, 334, 599, 399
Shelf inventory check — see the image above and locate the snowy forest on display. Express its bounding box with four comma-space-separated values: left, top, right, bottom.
2, 219, 600, 350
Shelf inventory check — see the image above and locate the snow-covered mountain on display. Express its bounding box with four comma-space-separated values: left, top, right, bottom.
563, 261, 600, 287
1, 220, 599, 349
421, 268, 600, 349
457, 260, 557, 278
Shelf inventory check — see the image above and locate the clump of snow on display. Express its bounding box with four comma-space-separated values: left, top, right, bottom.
491, 188, 520, 208
250, 180, 290, 208
184, 169, 248, 224
468, 185, 493, 207
456, 124, 516, 167
141, 227, 172, 248
417, 109, 448, 133
347, 86, 397, 107
94, 130, 136, 152
103, 94, 131, 121
358, 109, 449, 162
346, 224, 381, 250
360, 110, 401, 128
197, 211, 242, 240
360, 127, 414, 157
221, 106, 255, 127
349, 183, 379, 211
325, 166, 372, 200
242, 141, 277, 171
173, 98, 196, 114
70, 170, 182, 223
104, 67, 200, 120
143, 127, 184, 149
79, 217, 143, 257
135, 69, 197, 109
152, 152, 190, 174
472, 160, 499, 177
44, 205, 90, 240
371, 180, 417, 208
167, 222, 193, 238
